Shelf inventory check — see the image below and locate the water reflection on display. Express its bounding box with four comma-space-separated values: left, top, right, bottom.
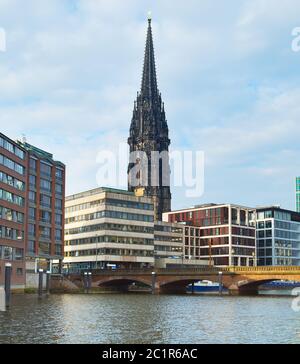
0, 293, 299, 344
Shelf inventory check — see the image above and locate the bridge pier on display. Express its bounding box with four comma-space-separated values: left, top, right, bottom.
228, 285, 259, 296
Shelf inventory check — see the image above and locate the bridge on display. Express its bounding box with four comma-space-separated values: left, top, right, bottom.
63, 266, 300, 295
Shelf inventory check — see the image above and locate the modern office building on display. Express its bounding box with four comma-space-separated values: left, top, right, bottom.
296, 177, 300, 213
64, 188, 155, 272
163, 203, 256, 267
0, 133, 27, 289
253, 206, 300, 266
16, 141, 66, 276
0, 132, 65, 290
154, 221, 183, 261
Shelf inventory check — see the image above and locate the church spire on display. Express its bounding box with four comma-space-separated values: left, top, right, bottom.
128, 15, 171, 221
140, 14, 158, 102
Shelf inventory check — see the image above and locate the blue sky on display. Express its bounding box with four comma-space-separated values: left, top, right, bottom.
1, 0, 300, 210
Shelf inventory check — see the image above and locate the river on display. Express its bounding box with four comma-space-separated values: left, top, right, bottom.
0, 293, 300, 344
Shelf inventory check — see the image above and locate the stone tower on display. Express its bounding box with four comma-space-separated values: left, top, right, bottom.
128, 16, 171, 221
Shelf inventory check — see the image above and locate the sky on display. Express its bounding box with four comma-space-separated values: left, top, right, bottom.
1, 0, 300, 211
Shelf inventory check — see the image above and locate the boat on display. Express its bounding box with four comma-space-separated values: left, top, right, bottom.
186, 280, 226, 293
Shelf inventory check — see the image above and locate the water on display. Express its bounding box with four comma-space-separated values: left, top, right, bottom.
1, 293, 300, 344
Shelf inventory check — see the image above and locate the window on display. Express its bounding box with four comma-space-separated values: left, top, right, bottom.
40, 210, 51, 223
55, 199, 62, 210
29, 191, 36, 203
28, 241, 35, 254
55, 183, 62, 194
0, 188, 24, 206
16, 268, 23, 276
0, 137, 25, 159
29, 158, 37, 170
28, 224, 36, 237
40, 162, 52, 177
55, 229, 62, 241
40, 194, 51, 208
55, 214, 62, 225
29, 175, 36, 187
39, 242, 50, 255
55, 168, 63, 179
39, 226, 51, 239
29, 207, 36, 220
40, 178, 51, 192
0, 154, 25, 175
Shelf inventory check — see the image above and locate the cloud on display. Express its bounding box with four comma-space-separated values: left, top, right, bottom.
0, 0, 300, 211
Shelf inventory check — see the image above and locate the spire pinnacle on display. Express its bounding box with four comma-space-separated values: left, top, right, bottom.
148, 11, 152, 22
141, 14, 158, 101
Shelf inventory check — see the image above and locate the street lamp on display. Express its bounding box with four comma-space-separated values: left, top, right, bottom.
218, 271, 223, 295
209, 239, 213, 267
231, 248, 235, 267
251, 251, 257, 267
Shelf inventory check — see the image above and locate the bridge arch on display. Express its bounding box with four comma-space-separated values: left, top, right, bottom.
159, 276, 221, 294
94, 276, 152, 290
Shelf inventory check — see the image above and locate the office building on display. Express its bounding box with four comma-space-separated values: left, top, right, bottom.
253, 206, 300, 266
64, 188, 155, 272
17, 142, 66, 276
163, 203, 256, 267
0, 133, 27, 289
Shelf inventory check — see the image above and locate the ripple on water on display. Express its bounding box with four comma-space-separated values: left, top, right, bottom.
0, 294, 299, 344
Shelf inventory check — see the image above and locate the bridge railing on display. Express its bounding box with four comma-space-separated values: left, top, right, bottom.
66, 265, 300, 277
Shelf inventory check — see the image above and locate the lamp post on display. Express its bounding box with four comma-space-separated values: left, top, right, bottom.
209, 239, 213, 267
4, 263, 12, 308
231, 248, 235, 267
38, 269, 44, 299
151, 271, 156, 295
251, 251, 257, 267
218, 271, 223, 295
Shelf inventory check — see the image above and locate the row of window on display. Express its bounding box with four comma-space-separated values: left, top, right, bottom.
28, 224, 62, 241
0, 225, 23, 240
0, 171, 25, 191
0, 206, 24, 224
65, 248, 153, 258
65, 210, 154, 224
66, 198, 153, 214
0, 154, 25, 175
29, 191, 63, 210
29, 175, 63, 194
28, 208, 63, 225
154, 235, 182, 243
0, 137, 25, 160
155, 245, 182, 253
65, 235, 154, 246
155, 224, 183, 234
0, 245, 24, 261
0, 188, 24, 207
27, 241, 62, 256
65, 222, 154, 236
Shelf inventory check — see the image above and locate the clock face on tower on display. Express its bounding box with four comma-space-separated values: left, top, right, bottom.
128, 18, 171, 221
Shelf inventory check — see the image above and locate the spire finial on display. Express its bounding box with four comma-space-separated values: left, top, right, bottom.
148, 11, 152, 23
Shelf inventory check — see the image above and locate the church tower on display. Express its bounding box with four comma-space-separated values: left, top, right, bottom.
128, 16, 171, 221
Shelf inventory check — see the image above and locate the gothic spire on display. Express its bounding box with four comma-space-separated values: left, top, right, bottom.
140, 16, 158, 102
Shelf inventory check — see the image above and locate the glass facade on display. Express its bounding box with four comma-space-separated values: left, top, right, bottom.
297, 177, 300, 213
255, 207, 300, 266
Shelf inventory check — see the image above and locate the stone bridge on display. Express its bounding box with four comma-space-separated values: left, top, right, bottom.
66, 266, 300, 295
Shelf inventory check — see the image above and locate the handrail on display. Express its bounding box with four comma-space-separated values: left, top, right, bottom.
71, 265, 300, 276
